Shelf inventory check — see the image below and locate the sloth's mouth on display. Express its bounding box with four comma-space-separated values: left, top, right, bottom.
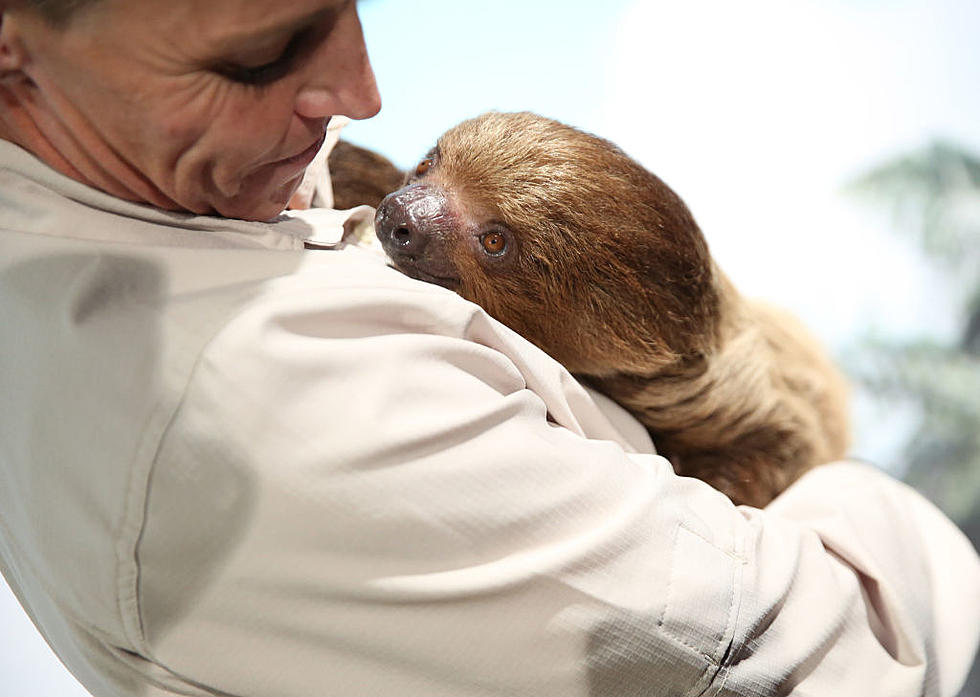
388, 257, 461, 291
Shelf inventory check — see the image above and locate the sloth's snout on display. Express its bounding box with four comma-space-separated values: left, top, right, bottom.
374, 184, 461, 288
375, 185, 450, 258
376, 205, 428, 256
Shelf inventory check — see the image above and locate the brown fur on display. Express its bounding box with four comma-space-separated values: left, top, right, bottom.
328, 140, 405, 210
374, 111, 850, 507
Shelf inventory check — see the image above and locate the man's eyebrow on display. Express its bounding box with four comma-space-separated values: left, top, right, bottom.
210, 2, 346, 48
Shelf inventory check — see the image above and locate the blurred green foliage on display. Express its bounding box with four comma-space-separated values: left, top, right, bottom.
845, 142, 980, 536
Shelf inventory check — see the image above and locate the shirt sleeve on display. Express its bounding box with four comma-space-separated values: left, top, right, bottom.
132, 249, 980, 697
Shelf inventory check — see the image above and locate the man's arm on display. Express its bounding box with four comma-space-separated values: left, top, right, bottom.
127, 250, 980, 696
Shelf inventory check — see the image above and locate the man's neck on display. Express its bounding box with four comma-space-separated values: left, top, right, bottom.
1, 91, 81, 179
0, 83, 180, 210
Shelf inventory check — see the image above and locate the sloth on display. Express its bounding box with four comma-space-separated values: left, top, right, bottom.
371, 111, 850, 507
327, 139, 405, 210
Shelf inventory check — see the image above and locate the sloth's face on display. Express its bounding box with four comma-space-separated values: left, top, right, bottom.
375, 112, 721, 378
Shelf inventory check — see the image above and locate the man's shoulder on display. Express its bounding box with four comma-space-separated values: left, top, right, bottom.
219, 245, 482, 340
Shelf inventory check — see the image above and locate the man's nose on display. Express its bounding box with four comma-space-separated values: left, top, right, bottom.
294, 6, 382, 121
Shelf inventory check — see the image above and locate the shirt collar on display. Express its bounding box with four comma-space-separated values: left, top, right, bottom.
0, 136, 371, 251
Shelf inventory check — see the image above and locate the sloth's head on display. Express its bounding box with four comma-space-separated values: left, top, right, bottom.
376, 111, 720, 376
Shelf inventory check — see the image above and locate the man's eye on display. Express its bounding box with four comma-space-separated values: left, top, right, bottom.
220, 57, 291, 86
216, 29, 311, 86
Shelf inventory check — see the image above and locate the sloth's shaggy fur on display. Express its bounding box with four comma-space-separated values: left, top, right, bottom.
376, 111, 851, 507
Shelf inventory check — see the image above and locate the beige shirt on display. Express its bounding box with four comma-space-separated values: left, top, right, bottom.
1, 138, 978, 697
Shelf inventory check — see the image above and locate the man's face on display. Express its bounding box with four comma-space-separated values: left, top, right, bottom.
11, 0, 380, 220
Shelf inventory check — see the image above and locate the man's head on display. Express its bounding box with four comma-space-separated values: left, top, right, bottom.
0, 0, 381, 220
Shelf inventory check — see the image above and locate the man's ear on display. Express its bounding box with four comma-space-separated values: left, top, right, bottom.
0, 9, 29, 77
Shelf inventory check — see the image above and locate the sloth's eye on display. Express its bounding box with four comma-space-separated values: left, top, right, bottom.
480, 231, 507, 255
415, 158, 433, 176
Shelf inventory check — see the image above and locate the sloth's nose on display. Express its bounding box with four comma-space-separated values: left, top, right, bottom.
387, 219, 426, 254
375, 187, 439, 257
